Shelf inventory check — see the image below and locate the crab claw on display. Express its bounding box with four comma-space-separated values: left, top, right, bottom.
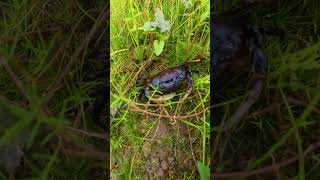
148, 93, 177, 103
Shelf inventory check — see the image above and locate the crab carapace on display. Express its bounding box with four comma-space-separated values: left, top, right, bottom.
138, 65, 193, 103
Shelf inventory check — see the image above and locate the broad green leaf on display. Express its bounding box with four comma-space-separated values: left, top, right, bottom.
153, 40, 165, 56
142, 21, 155, 32
197, 161, 210, 180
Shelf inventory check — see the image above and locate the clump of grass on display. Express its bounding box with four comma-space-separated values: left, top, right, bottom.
1, 0, 108, 179
111, 0, 210, 178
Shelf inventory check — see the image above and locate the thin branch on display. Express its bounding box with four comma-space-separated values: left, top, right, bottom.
0, 55, 30, 101
287, 97, 320, 115
212, 141, 320, 178
129, 103, 209, 120
61, 135, 108, 161
66, 126, 109, 140
188, 126, 197, 165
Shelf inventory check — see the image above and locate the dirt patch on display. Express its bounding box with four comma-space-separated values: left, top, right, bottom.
141, 119, 200, 179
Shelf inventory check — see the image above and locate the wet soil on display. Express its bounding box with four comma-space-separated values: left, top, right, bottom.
141, 119, 201, 179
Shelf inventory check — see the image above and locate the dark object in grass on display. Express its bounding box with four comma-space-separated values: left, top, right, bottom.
91, 85, 109, 130
0, 105, 30, 172
89, 51, 109, 130
138, 65, 193, 103
212, 5, 284, 131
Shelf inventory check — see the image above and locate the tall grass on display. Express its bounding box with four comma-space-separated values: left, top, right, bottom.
0, 0, 108, 179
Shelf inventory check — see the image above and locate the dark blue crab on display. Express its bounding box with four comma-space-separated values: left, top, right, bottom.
138, 65, 193, 103
212, 5, 284, 130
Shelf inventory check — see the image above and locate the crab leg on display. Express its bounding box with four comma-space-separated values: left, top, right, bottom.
224, 42, 267, 131
178, 67, 193, 103
224, 75, 264, 130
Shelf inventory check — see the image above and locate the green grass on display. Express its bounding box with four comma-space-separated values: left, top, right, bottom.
213, 0, 320, 179
110, 0, 210, 179
0, 0, 108, 179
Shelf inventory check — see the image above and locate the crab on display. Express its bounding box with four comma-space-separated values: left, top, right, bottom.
212, 5, 284, 131
138, 65, 193, 103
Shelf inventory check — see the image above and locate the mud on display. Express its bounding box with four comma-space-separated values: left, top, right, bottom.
141, 119, 200, 179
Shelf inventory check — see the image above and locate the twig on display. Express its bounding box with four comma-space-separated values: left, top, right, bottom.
63, 148, 107, 161
129, 103, 209, 120
212, 141, 320, 178
123, 58, 151, 95
0, 55, 30, 101
187, 126, 197, 165
36, 34, 69, 80
287, 97, 320, 115
61, 135, 108, 161
66, 126, 109, 140
161, 106, 176, 125
248, 96, 320, 118
151, 119, 161, 139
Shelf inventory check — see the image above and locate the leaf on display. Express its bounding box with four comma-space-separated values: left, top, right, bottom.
153, 40, 165, 56
142, 21, 155, 32
197, 161, 210, 180
158, 21, 171, 33
151, 8, 171, 32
